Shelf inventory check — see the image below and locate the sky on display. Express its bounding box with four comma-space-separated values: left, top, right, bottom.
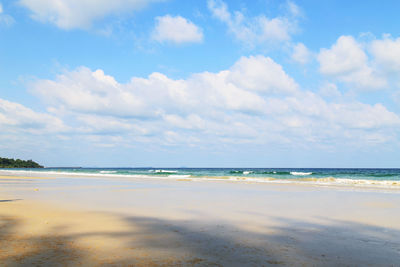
1, 0, 400, 168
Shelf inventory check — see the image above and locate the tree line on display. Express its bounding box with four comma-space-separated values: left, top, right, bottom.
0, 157, 44, 168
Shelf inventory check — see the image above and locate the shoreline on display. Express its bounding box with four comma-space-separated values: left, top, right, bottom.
1, 169, 400, 191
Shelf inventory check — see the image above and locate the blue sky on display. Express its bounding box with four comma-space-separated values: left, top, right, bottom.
1, 0, 400, 167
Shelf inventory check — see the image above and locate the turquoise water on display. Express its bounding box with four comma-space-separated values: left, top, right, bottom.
3, 168, 400, 187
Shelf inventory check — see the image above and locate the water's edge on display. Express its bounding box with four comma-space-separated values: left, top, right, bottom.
1, 168, 400, 189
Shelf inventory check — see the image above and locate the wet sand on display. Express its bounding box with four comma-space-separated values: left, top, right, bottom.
1, 173, 400, 266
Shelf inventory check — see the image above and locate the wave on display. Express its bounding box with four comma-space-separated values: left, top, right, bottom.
229, 170, 253, 174
1, 169, 400, 189
99, 170, 117, 174
168, 175, 191, 178
341, 173, 400, 178
205, 176, 400, 188
294, 177, 400, 187
261, 171, 291, 175
153, 170, 178, 174
231, 170, 283, 175
290, 171, 312, 176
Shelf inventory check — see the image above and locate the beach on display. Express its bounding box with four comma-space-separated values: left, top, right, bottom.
4, 0, 400, 266
1, 171, 400, 266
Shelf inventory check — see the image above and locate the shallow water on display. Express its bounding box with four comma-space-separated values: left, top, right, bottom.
2, 167, 400, 188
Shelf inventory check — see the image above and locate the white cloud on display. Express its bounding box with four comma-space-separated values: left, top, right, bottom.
318, 36, 367, 76
319, 82, 341, 98
0, 3, 15, 26
330, 102, 399, 129
207, 0, 299, 47
287, 1, 302, 17
27, 55, 400, 148
227, 55, 298, 94
152, 15, 203, 44
31, 67, 151, 118
76, 114, 148, 135
318, 35, 386, 89
0, 98, 66, 134
370, 36, 400, 72
18, 0, 161, 29
31, 56, 284, 117
291, 42, 311, 64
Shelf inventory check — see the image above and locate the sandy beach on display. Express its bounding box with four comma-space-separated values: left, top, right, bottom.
1, 172, 400, 266
4, 0, 400, 265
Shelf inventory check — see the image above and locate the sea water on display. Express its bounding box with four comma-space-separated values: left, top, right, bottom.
2, 168, 400, 188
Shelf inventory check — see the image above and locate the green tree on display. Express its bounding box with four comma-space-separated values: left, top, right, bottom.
0, 157, 44, 168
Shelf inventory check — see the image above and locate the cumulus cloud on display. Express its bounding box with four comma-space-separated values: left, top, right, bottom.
318, 35, 386, 89
31, 68, 151, 118
318, 36, 367, 75
18, 0, 161, 29
152, 15, 203, 44
0, 98, 66, 134
31, 56, 299, 119
207, 0, 299, 47
319, 82, 341, 98
370, 36, 400, 72
27, 55, 400, 148
291, 42, 311, 64
227, 56, 298, 93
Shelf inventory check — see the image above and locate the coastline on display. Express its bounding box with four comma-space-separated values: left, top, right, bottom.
1, 168, 400, 190
1, 173, 400, 265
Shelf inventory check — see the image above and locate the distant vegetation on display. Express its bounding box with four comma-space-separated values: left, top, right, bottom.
0, 157, 44, 168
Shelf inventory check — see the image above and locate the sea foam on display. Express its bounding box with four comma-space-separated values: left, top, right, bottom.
1, 169, 400, 189
290, 171, 312, 176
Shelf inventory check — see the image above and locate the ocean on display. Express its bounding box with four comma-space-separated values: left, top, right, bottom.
3, 167, 400, 188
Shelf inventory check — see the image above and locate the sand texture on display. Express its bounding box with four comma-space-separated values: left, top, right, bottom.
1, 173, 400, 266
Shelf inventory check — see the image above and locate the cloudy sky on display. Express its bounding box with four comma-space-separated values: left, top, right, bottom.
1, 0, 400, 167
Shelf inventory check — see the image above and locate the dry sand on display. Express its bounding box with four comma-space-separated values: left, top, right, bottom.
1, 173, 400, 266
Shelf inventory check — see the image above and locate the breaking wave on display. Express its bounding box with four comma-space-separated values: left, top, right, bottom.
290, 171, 312, 176
1, 168, 400, 189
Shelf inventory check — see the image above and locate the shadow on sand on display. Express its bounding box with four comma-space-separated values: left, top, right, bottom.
1, 213, 399, 266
